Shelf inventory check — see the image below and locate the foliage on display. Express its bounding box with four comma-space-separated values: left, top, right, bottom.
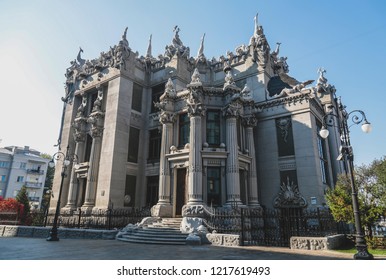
325, 157, 386, 238
41, 153, 54, 211
0, 197, 23, 213
15, 186, 30, 224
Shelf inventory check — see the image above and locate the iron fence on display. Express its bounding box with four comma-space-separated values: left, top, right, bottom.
203, 207, 353, 247
30, 207, 151, 230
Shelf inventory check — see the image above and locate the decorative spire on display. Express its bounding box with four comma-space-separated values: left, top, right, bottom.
254, 13, 259, 37
146, 34, 152, 58
191, 68, 201, 84
160, 78, 176, 100
197, 33, 205, 58
122, 27, 128, 41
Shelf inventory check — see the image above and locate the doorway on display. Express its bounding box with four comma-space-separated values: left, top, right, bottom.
175, 168, 187, 216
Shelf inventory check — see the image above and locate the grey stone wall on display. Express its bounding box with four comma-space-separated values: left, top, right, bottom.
0, 225, 118, 240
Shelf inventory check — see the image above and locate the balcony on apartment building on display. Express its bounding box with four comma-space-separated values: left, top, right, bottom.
26, 169, 44, 175
25, 182, 43, 188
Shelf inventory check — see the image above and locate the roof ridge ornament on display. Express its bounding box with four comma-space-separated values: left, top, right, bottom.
146, 34, 152, 58
315, 68, 336, 96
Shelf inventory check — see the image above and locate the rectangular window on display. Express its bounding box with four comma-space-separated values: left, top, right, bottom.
206, 111, 221, 146
151, 83, 165, 113
178, 114, 190, 147
148, 129, 162, 162
0, 175, 6, 182
128, 127, 140, 163
0, 161, 10, 168
146, 176, 159, 207
124, 175, 136, 207
317, 123, 330, 185
207, 167, 221, 207
131, 83, 143, 112
20, 162, 27, 169
276, 117, 295, 157
17, 176, 24, 182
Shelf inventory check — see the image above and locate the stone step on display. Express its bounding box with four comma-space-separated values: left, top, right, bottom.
116, 218, 188, 245
133, 228, 188, 238
117, 235, 186, 245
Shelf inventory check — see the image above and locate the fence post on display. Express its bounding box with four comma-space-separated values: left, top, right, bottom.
44, 208, 48, 227
240, 208, 244, 246
77, 208, 82, 228
108, 208, 112, 230
317, 207, 323, 232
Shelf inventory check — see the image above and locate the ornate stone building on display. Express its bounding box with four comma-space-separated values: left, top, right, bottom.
50, 15, 342, 217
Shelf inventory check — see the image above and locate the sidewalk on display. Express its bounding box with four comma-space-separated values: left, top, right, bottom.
0, 237, 375, 260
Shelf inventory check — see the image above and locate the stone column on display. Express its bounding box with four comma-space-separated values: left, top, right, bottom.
187, 113, 203, 205
152, 111, 175, 217
244, 116, 260, 207
64, 95, 87, 210
225, 107, 242, 205
82, 89, 105, 211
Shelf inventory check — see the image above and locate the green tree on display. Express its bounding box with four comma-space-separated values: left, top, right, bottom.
325, 157, 386, 238
15, 185, 31, 224
40, 153, 54, 211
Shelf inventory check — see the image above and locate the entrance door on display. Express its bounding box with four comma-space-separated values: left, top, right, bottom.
175, 168, 187, 216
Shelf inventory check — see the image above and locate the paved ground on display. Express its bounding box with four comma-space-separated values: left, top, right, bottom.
1, 237, 380, 260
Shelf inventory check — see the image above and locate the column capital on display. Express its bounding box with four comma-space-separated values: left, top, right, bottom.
242, 115, 258, 127
73, 117, 88, 142
159, 111, 176, 124
223, 102, 242, 119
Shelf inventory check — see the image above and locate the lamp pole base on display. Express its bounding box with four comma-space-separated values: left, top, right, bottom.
354, 245, 374, 260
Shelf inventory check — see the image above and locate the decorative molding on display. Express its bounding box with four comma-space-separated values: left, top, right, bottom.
276, 117, 291, 143
273, 177, 307, 208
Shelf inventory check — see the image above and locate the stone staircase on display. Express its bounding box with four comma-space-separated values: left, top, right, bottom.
117, 218, 189, 245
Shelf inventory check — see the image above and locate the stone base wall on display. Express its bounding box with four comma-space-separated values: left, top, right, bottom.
206, 232, 240, 247
290, 234, 346, 250
0, 225, 118, 240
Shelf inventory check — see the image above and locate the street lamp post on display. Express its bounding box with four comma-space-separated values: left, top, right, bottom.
46, 145, 78, 242
319, 97, 373, 260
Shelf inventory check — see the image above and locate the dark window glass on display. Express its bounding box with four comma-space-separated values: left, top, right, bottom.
124, 175, 136, 207
128, 127, 140, 163
148, 129, 162, 162
317, 122, 330, 185
131, 83, 143, 112
207, 167, 221, 207
206, 111, 221, 146
146, 176, 159, 206
179, 114, 190, 147
151, 83, 165, 113
239, 169, 247, 205
84, 134, 93, 162
276, 117, 295, 156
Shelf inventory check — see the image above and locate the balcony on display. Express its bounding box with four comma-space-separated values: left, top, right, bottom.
25, 182, 43, 188
27, 169, 44, 175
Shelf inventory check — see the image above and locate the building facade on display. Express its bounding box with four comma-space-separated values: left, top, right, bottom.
50, 16, 343, 217
0, 146, 49, 209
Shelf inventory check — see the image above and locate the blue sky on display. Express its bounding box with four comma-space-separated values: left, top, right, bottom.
0, 0, 385, 166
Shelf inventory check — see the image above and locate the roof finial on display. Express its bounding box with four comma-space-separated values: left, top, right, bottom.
197, 33, 205, 58
146, 34, 152, 58
254, 13, 259, 37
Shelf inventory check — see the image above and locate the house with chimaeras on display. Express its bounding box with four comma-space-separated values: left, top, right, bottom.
50, 15, 343, 222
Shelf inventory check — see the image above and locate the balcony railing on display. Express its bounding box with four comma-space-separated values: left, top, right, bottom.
27, 169, 44, 175
25, 182, 43, 188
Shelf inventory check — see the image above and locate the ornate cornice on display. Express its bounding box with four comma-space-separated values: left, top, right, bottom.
256, 92, 312, 111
